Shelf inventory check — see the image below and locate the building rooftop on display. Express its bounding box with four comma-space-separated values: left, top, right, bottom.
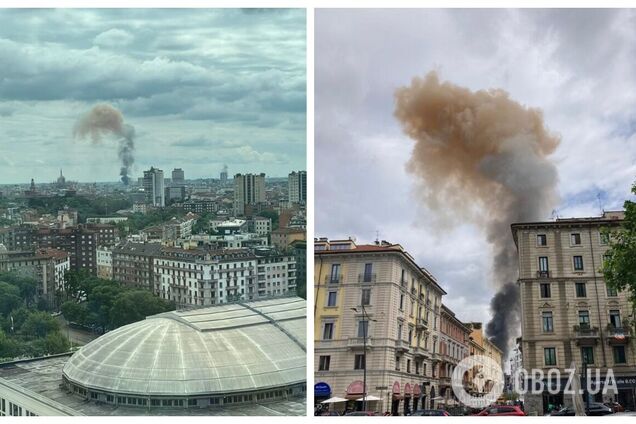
62, 297, 306, 397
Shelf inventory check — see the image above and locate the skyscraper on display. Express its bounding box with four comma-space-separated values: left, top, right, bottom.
143, 167, 165, 207
288, 170, 307, 204
233, 173, 265, 216
171, 168, 185, 186
220, 164, 228, 185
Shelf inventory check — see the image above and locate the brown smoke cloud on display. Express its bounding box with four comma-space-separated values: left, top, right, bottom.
394, 71, 560, 355
73, 104, 135, 185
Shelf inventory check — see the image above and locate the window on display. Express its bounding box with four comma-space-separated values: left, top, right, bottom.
408, 329, 413, 343
329, 264, 340, 284
613, 346, 626, 364
573, 256, 584, 271
610, 310, 622, 328
537, 234, 547, 246
395, 356, 401, 371
401, 269, 406, 285
397, 323, 402, 340
327, 291, 337, 307
415, 361, 420, 375
399, 294, 404, 310
354, 354, 365, 370
581, 346, 594, 365
361, 288, 371, 306
363, 263, 373, 282
575, 282, 587, 297
571, 233, 581, 245
319, 355, 331, 371
578, 311, 590, 328
357, 320, 368, 338
539, 256, 549, 272
607, 284, 618, 297
407, 359, 411, 373
600, 232, 609, 245
542, 311, 554, 332
540, 283, 551, 298
323, 322, 334, 340
544, 347, 557, 366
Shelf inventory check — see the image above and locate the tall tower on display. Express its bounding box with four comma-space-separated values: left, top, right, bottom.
288, 170, 307, 204
220, 164, 228, 185
233, 173, 265, 216
143, 167, 165, 207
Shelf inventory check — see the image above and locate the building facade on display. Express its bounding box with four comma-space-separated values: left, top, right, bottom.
112, 242, 162, 289
96, 246, 113, 280
512, 211, 636, 414
288, 170, 307, 205
314, 238, 446, 415
233, 173, 266, 216
143, 167, 165, 207
438, 306, 471, 406
171, 168, 185, 186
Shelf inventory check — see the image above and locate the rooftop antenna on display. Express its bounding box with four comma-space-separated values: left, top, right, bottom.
375, 230, 380, 245
551, 209, 559, 221
597, 192, 604, 215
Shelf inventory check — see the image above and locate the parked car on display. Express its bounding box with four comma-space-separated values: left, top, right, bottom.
345, 411, 378, 416
551, 402, 613, 416
410, 409, 451, 416
474, 405, 526, 416
604, 402, 625, 413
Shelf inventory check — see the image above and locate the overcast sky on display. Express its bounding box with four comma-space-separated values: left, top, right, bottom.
316, 9, 636, 325
0, 9, 306, 184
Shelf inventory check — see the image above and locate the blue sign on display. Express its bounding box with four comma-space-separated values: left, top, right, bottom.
315, 382, 332, 396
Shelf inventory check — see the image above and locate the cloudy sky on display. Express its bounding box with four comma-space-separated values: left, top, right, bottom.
316, 9, 636, 327
0, 9, 306, 184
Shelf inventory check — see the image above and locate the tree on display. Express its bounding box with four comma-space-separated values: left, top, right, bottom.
0, 329, 20, 359
63, 269, 92, 302
43, 331, 70, 354
602, 180, 636, 321
109, 290, 175, 328
21, 311, 60, 339
86, 282, 122, 332
61, 301, 89, 325
0, 273, 38, 307
0, 282, 22, 317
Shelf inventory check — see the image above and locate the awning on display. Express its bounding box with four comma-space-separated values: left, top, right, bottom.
355, 395, 382, 401
321, 397, 348, 404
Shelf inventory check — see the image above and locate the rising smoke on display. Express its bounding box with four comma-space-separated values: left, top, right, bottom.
394, 71, 560, 356
73, 104, 135, 185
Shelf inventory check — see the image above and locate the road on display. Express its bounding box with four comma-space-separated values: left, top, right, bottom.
54, 315, 100, 347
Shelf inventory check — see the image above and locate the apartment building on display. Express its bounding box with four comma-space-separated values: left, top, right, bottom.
233, 173, 266, 216
512, 211, 636, 414
112, 242, 162, 289
288, 170, 307, 205
465, 322, 503, 398
314, 238, 446, 415
438, 306, 471, 405
0, 247, 70, 308
96, 246, 113, 280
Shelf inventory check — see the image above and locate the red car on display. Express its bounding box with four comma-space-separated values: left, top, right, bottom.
474, 406, 526, 416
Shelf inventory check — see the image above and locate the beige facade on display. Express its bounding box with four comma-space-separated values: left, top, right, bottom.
438, 307, 471, 404
314, 238, 447, 415
512, 211, 636, 414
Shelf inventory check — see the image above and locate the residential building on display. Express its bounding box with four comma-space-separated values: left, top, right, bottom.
438, 306, 471, 405
511, 211, 636, 414
271, 228, 306, 251
143, 167, 165, 207
220, 164, 228, 185
171, 168, 185, 186
112, 242, 162, 290
464, 322, 503, 398
233, 173, 266, 216
251, 216, 272, 236
0, 247, 70, 308
165, 186, 186, 204
288, 171, 307, 205
314, 238, 447, 415
96, 246, 113, 280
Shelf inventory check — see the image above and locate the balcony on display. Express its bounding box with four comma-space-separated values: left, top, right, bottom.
348, 337, 373, 350
358, 273, 377, 283
395, 339, 410, 353
573, 325, 599, 345
607, 325, 630, 344
416, 318, 429, 331
324, 274, 342, 285
536, 270, 551, 279
412, 346, 429, 359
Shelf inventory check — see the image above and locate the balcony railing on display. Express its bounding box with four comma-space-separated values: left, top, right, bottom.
573, 325, 599, 341
607, 325, 630, 344
324, 274, 342, 284
358, 273, 377, 283
412, 346, 429, 359
395, 339, 410, 353
416, 318, 429, 330
348, 337, 372, 350
537, 270, 551, 278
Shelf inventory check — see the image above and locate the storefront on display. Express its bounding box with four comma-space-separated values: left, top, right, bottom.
390, 382, 402, 415
314, 382, 332, 407
412, 383, 421, 411
345, 380, 365, 411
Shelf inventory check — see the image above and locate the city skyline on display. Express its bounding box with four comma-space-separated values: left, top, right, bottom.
0, 9, 306, 184
316, 9, 636, 329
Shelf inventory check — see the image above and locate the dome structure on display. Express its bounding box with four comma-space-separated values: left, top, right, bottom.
62, 297, 306, 408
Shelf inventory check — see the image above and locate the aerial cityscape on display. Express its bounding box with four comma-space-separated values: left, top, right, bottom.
0, 8, 307, 417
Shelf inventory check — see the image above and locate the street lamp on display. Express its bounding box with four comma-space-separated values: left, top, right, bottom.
352, 305, 373, 411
